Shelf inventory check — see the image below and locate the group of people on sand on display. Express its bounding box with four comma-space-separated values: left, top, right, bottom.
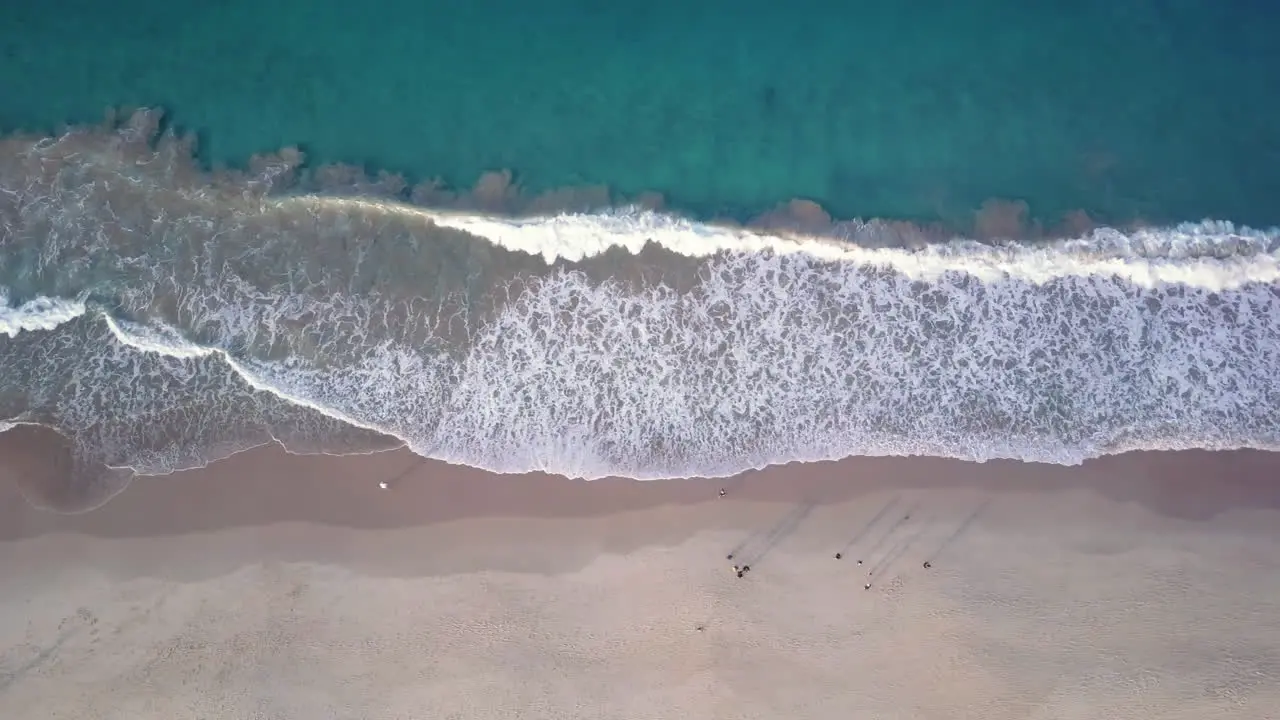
376, 482, 935, 588
718, 487, 932, 588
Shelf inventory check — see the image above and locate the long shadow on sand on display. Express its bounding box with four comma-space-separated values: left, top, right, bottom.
1, 424, 1278, 581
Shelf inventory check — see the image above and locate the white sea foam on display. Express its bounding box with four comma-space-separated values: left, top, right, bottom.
8, 203, 1280, 480
0, 289, 87, 338
116, 209, 1280, 479
97, 310, 404, 451
390, 206, 1280, 291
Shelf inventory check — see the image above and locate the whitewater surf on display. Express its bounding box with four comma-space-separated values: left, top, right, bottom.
1, 111, 1278, 502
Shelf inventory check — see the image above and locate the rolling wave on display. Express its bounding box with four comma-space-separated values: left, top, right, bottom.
0, 290, 86, 337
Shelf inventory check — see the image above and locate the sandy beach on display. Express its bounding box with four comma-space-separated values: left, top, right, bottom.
1, 426, 1278, 719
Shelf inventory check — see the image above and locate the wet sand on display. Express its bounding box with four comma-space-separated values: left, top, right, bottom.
1, 428, 1278, 719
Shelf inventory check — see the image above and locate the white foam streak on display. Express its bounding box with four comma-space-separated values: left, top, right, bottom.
101, 315, 215, 359
218, 353, 398, 445
414, 208, 1280, 291
100, 314, 389, 439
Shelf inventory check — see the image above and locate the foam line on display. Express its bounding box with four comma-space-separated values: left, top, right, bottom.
410, 206, 1280, 291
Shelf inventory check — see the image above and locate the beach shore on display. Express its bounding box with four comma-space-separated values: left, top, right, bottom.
1, 426, 1277, 719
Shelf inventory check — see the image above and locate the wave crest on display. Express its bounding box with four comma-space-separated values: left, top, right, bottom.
0, 290, 86, 338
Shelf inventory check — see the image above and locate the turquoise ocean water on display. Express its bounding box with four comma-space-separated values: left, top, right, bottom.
2, 0, 1279, 510
6, 0, 1280, 225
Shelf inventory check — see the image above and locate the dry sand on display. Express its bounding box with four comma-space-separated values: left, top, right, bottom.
1, 427, 1278, 719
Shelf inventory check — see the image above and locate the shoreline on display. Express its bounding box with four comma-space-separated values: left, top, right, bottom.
2, 427, 1278, 717
3, 422, 1279, 548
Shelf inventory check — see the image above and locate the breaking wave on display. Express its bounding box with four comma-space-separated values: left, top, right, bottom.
2, 110, 1279, 506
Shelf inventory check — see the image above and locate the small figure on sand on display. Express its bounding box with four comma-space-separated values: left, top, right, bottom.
856, 559, 863, 565
864, 583, 872, 590
378, 481, 389, 490
834, 552, 842, 560
719, 488, 726, 498
922, 561, 931, 569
